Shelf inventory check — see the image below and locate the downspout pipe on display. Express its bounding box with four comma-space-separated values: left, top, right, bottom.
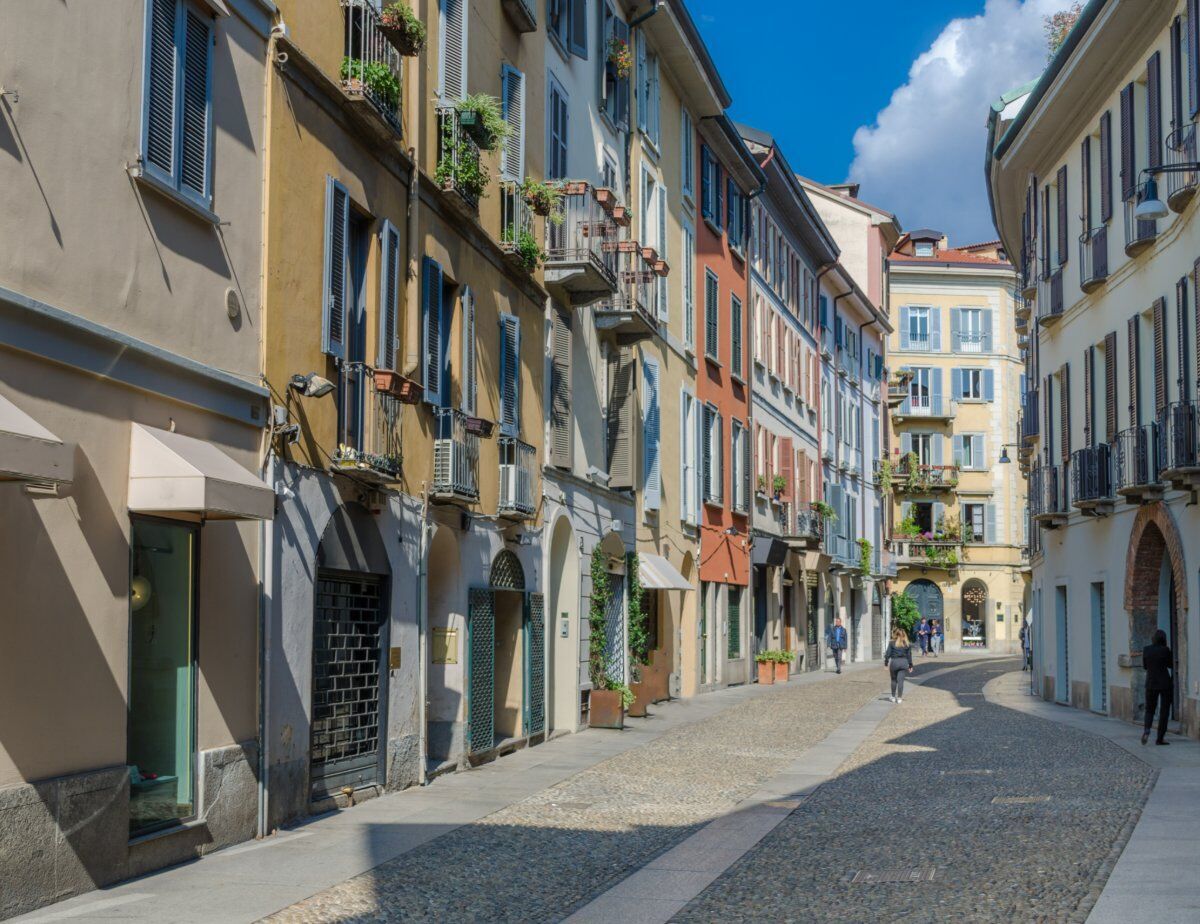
403, 150, 420, 380
629, 1, 665, 29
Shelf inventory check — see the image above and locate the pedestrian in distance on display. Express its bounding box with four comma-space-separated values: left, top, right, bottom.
916, 618, 929, 656
1020, 620, 1031, 671
828, 617, 848, 674
884, 627, 914, 703
1142, 628, 1174, 746
930, 620, 941, 657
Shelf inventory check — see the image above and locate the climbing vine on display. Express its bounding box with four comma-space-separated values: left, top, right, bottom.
588, 546, 612, 689
858, 538, 873, 576
626, 552, 649, 668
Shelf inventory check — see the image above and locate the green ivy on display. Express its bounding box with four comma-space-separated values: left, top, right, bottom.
588, 546, 611, 689
858, 538, 873, 575
626, 552, 649, 668
503, 227, 547, 272
876, 457, 893, 495
435, 118, 490, 201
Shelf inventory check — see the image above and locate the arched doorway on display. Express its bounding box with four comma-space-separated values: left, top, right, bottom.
1124, 505, 1188, 725
426, 527, 461, 764
906, 579, 943, 630
547, 517, 578, 734
961, 579, 988, 649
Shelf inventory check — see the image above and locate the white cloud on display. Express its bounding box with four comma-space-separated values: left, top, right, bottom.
848, 0, 1063, 244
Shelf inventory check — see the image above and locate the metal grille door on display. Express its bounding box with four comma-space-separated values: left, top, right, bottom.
526, 593, 545, 736
311, 572, 385, 798
467, 588, 495, 754
605, 573, 625, 683
872, 605, 884, 660
806, 585, 819, 672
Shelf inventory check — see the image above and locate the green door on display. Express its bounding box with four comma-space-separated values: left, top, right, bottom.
467, 588, 495, 754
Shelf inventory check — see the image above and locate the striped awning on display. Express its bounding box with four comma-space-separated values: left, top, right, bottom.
639, 553, 691, 591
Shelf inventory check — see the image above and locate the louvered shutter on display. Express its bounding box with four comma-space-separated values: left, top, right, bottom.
1042, 186, 1052, 272
1105, 331, 1118, 442
731, 297, 743, 377
973, 435, 985, 469
500, 66, 525, 180
657, 187, 668, 320
550, 309, 572, 468
983, 309, 994, 352
1081, 137, 1092, 230
499, 314, 521, 436
1100, 112, 1113, 222
930, 308, 941, 352
949, 308, 960, 353
179, 9, 211, 199
741, 424, 752, 511
1043, 375, 1054, 460
614, 17, 630, 126
899, 306, 910, 350
1177, 276, 1190, 400
951, 367, 962, 400
985, 504, 997, 544
931, 368, 943, 414
636, 30, 648, 133
461, 287, 477, 414
779, 437, 794, 501
643, 359, 661, 510
1056, 165, 1068, 264
705, 273, 719, 359
1060, 364, 1071, 464
932, 433, 944, 466
1190, 0, 1200, 117
440, 0, 467, 102
569, 0, 588, 57
1084, 346, 1094, 447
1120, 84, 1135, 201
984, 369, 995, 402
933, 501, 945, 532
1194, 256, 1200, 395
145, 0, 178, 178
1128, 315, 1140, 426
701, 406, 713, 501
1153, 297, 1167, 416
1148, 52, 1163, 170
322, 178, 350, 359
422, 257, 444, 403
377, 222, 401, 370
952, 435, 964, 468
1171, 17, 1184, 131
607, 347, 635, 488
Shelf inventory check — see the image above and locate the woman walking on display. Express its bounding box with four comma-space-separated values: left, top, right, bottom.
884, 627, 914, 703
1142, 629, 1174, 746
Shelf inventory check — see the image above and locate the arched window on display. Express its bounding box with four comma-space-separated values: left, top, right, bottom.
962, 579, 988, 648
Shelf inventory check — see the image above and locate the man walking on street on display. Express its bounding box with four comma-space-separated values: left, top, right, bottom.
828, 617, 848, 674
1020, 620, 1030, 670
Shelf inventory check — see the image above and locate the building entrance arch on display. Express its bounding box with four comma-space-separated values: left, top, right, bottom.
961, 579, 988, 649
905, 578, 943, 626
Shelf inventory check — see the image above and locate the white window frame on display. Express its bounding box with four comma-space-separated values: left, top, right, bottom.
681, 108, 695, 205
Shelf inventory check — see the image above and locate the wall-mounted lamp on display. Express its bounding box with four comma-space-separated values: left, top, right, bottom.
1134, 163, 1200, 222
289, 372, 335, 398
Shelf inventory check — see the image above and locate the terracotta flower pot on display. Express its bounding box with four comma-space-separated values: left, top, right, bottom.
615, 239, 639, 253
464, 416, 494, 438
589, 689, 624, 729
611, 206, 631, 227
594, 187, 616, 212
373, 368, 403, 394
653, 259, 669, 277
562, 181, 589, 196
756, 661, 775, 685
774, 661, 790, 683
627, 681, 648, 717
641, 246, 659, 263
395, 376, 422, 404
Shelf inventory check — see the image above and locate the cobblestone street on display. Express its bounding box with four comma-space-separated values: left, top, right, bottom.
261, 658, 1154, 923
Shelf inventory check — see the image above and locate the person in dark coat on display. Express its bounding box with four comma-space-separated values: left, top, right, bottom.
1142, 629, 1174, 746
884, 627, 914, 703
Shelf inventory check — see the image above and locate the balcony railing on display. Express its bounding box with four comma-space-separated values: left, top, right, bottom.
787, 510, 825, 548
1014, 291, 1032, 321
890, 538, 961, 570
436, 106, 483, 214
892, 461, 959, 493
544, 182, 619, 303
432, 407, 480, 503
341, 0, 404, 134
823, 532, 856, 569
1071, 444, 1114, 512
1113, 422, 1162, 501
903, 333, 931, 352
500, 181, 536, 270
498, 436, 536, 517
1157, 400, 1200, 485
593, 246, 657, 339
1019, 244, 1038, 299
952, 331, 987, 353
1165, 125, 1198, 212
1123, 182, 1157, 255
893, 395, 956, 420
1078, 226, 1108, 292
1037, 268, 1063, 326
1021, 389, 1039, 442
332, 362, 404, 482
1030, 463, 1069, 526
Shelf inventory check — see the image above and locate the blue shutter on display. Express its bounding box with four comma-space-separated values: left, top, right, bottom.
145, 0, 178, 178
974, 434, 985, 469
930, 308, 942, 352
950, 308, 961, 353
952, 435, 964, 468
322, 177, 350, 359
462, 288, 477, 414
636, 31, 647, 132
700, 147, 710, 221
179, 8, 212, 200
985, 503, 997, 543
983, 369, 995, 402
422, 257, 444, 404
819, 295, 829, 331
643, 358, 661, 509
982, 309, 994, 352
951, 368, 962, 400
931, 367, 943, 414
500, 314, 521, 435
377, 221, 401, 370
714, 160, 724, 230
899, 307, 910, 350
932, 434, 944, 466
900, 432, 912, 455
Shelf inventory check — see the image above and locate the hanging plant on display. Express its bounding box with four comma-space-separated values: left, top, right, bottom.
772, 474, 787, 497
810, 500, 837, 521
454, 93, 511, 151
607, 37, 632, 78
340, 58, 401, 112
504, 227, 547, 273
378, 3, 426, 56
522, 179, 565, 223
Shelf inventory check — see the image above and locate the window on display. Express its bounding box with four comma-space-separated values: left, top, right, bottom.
727, 180, 746, 253
636, 33, 660, 145
908, 432, 934, 465
704, 269, 719, 362
905, 307, 930, 350
600, 3, 630, 128
703, 405, 722, 504
954, 367, 994, 401
681, 110, 695, 203
142, 0, 214, 206
681, 390, 698, 525
460, 287, 477, 414
907, 367, 931, 411
548, 0, 586, 57
730, 294, 743, 378
953, 434, 986, 470
963, 503, 986, 543
438, 0, 468, 102
952, 307, 991, 353
128, 517, 197, 835
323, 178, 351, 360
731, 420, 749, 513
421, 257, 446, 404
915, 241, 934, 257
500, 66, 526, 181
546, 75, 569, 180
700, 146, 722, 229
682, 223, 695, 349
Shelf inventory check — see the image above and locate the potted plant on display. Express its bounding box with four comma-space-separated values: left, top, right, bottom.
774, 649, 797, 683
378, 3, 426, 56
641, 245, 659, 263
772, 474, 787, 498
755, 650, 776, 685
504, 227, 547, 273
373, 368, 404, 394
756, 475, 768, 496
340, 58, 401, 112
653, 258, 669, 276
522, 179, 563, 219
588, 547, 628, 729
435, 120, 490, 202
454, 94, 510, 151
625, 554, 654, 717
594, 186, 617, 211
394, 375, 423, 404
811, 500, 837, 521
590, 681, 632, 728
614, 238, 639, 253
464, 416, 494, 438
607, 36, 632, 78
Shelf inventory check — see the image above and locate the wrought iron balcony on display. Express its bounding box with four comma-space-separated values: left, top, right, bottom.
544, 181, 619, 304
498, 436, 536, 518
1029, 463, 1069, 527
340, 0, 404, 135
786, 510, 825, 549
1156, 400, 1200, 488
1021, 389, 1039, 443
889, 537, 961, 571
435, 106, 483, 216
1019, 244, 1038, 299
1165, 125, 1198, 212
432, 407, 480, 503
332, 362, 404, 483
952, 330, 987, 354
1078, 226, 1108, 293
1037, 267, 1064, 326
1114, 422, 1162, 502
1123, 182, 1157, 256
499, 181, 537, 272
1071, 444, 1114, 515
593, 246, 657, 340
886, 370, 913, 408
892, 395, 956, 421
1014, 291, 1032, 321
891, 461, 959, 494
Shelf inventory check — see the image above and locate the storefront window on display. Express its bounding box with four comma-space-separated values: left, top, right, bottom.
128, 518, 197, 836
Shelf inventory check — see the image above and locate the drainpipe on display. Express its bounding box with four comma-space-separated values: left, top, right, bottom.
403, 150, 421, 380
629, 2, 665, 29
257, 450, 275, 838
416, 484, 430, 784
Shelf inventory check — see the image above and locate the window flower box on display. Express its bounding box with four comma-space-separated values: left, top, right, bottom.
464, 416, 494, 438
611, 205, 631, 227
594, 187, 617, 212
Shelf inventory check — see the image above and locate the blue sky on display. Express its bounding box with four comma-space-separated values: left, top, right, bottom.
687, 0, 1063, 243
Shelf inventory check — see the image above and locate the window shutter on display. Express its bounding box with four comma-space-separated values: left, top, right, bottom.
657, 187, 668, 320
933, 501, 945, 531
1153, 297, 1167, 416
951, 367, 962, 399
985, 504, 997, 544
931, 367, 943, 413
983, 369, 995, 402
1044, 375, 1054, 460
643, 358, 661, 510
900, 432, 911, 456
614, 17, 630, 126
714, 159, 724, 230
1105, 331, 1118, 442
1128, 314, 1140, 425
1148, 52, 1163, 170
1042, 186, 1052, 271
901, 500, 912, 524
607, 347, 635, 488
701, 405, 713, 501
145, 0, 178, 178
499, 314, 521, 436
1060, 363, 1071, 464
569, 0, 588, 57
983, 309, 994, 352
952, 435, 964, 468
1083, 345, 1094, 447
635, 30, 647, 132
1081, 136, 1092, 230
731, 296, 743, 377
322, 177, 350, 359
1177, 275, 1190, 400
705, 272, 719, 359
179, 9, 212, 200
1120, 83, 1135, 201
1056, 165, 1068, 264
974, 434, 985, 469
377, 221, 401, 370
742, 424, 752, 511
1190, 0, 1200, 118
1194, 256, 1200, 395
440, 0, 467, 102
899, 306, 910, 350
461, 287, 477, 414
422, 257, 444, 403
929, 308, 941, 352
500, 66, 525, 180
1171, 16, 1183, 131
949, 307, 960, 352
1100, 111, 1113, 222
550, 309, 572, 468
932, 433, 944, 466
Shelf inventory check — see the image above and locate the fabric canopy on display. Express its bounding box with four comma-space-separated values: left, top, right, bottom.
751, 538, 788, 568
0, 392, 73, 484
128, 423, 274, 520
639, 553, 691, 591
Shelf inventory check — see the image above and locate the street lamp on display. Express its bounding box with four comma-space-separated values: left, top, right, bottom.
998, 442, 1021, 464
1133, 162, 1200, 222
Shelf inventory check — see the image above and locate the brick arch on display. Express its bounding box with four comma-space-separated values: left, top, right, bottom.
1123, 502, 1188, 617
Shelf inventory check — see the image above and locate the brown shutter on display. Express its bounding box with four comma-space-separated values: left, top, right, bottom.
1171, 16, 1184, 131
1042, 186, 1052, 272
780, 436, 794, 500
1120, 83, 1135, 201
1099, 111, 1113, 222
1105, 331, 1118, 442
1195, 256, 1200, 395
1191, 0, 1200, 118
1153, 297, 1167, 416
797, 449, 808, 504
1057, 164, 1069, 264
1148, 52, 1163, 169
607, 346, 635, 488
1081, 136, 1092, 231
1178, 275, 1190, 401
1084, 346, 1094, 447
550, 309, 573, 469
1044, 374, 1054, 460
1060, 363, 1071, 464
1128, 314, 1141, 425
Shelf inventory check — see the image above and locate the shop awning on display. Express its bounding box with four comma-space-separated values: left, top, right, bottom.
128, 424, 274, 520
751, 538, 788, 568
0, 392, 73, 484
639, 553, 691, 591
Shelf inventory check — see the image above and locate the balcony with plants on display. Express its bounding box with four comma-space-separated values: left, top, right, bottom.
435, 95, 510, 217
886, 368, 913, 408
593, 246, 659, 340
544, 181, 622, 304
331, 362, 404, 483
340, 0, 417, 137
498, 435, 537, 518
432, 406, 480, 504
499, 180, 546, 275
890, 514, 962, 571
1114, 422, 1162, 503
878, 454, 958, 495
